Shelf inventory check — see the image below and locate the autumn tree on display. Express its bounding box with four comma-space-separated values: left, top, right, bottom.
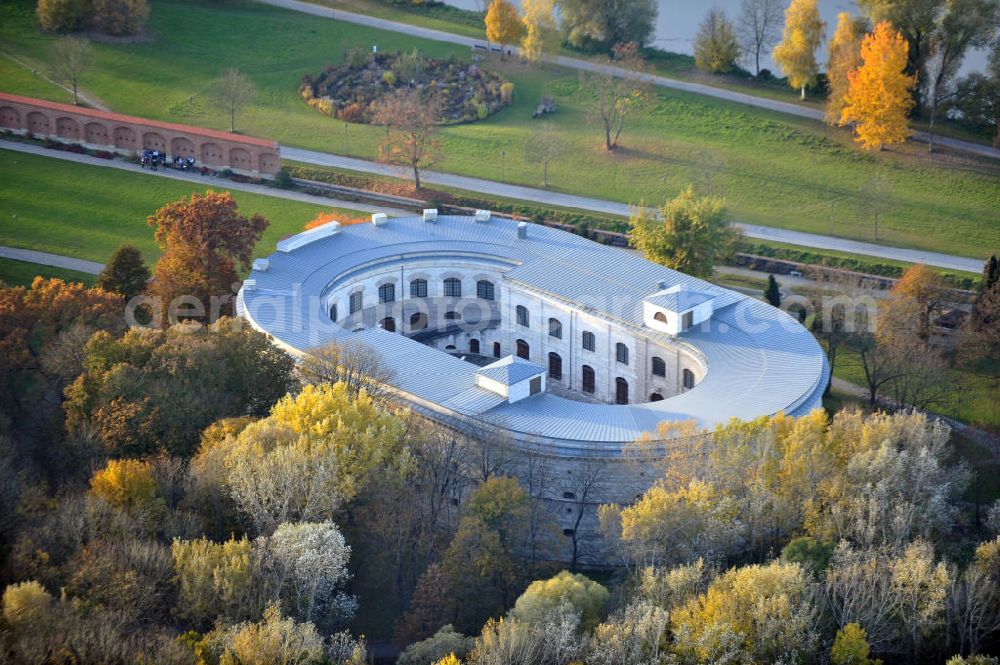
298, 339, 393, 399
64, 318, 296, 457
694, 8, 741, 74
373, 88, 442, 190
581, 41, 648, 151
485, 0, 523, 57
628, 185, 737, 279
97, 244, 149, 300
89, 458, 160, 511
827, 12, 868, 124
147, 192, 268, 321
212, 67, 256, 133
37, 0, 90, 32
523, 121, 565, 187
520, 0, 555, 64
49, 35, 92, 105
91, 0, 149, 36
841, 21, 918, 150
831, 623, 881, 665
772, 0, 825, 99
924, 0, 1000, 151
511, 571, 609, 631
736, 0, 783, 76
947, 537, 1000, 656
171, 535, 257, 629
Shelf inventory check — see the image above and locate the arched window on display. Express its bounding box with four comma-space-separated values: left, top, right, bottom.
649, 392, 664, 402
378, 283, 395, 303
582, 365, 595, 394
654, 311, 667, 323
477, 280, 495, 300
329, 304, 337, 321
410, 278, 427, 298
615, 377, 629, 404
444, 311, 461, 320
470, 339, 480, 354
445, 344, 456, 351
444, 277, 462, 298
581, 331, 595, 351
548, 352, 562, 380
516, 305, 529, 327
516, 339, 529, 360
380, 317, 396, 333
651, 356, 666, 377
548, 317, 562, 339
410, 312, 427, 330
683, 368, 695, 389
493, 342, 501, 358
616, 342, 629, 365
349, 291, 363, 314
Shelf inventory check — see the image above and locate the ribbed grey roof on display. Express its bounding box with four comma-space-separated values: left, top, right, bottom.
238, 214, 829, 448
645, 287, 715, 312
478, 356, 546, 385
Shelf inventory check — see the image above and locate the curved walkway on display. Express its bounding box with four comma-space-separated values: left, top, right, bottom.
258, 0, 1000, 162
284, 146, 984, 273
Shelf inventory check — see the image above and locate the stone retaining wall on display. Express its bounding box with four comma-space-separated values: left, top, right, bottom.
0, 92, 281, 176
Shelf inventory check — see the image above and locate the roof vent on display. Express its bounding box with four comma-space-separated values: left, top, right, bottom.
371, 213, 389, 226
252, 258, 270, 272
243, 279, 257, 292
276, 222, 341, 252
474, 209, 491, 223
423, 208, 438, 222
517, 221, 528, 239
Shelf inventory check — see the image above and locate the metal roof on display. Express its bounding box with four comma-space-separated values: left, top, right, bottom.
644, 286, 715, 312
478, 356, 546, 385
238, 214, 829, 450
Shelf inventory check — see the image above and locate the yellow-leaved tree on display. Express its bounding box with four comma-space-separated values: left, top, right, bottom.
90, 458, 159, 510
772, 0, 825, 99
825, 12, 867, 124
840, 21, 916, 151
520, 0, 555, 65
485, 0, 524, 59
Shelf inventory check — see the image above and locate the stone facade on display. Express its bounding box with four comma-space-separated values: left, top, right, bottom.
0, 92, 281, 176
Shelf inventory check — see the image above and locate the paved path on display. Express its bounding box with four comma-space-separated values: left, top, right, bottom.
0, 140, 413, 217
0, 246, 104, 274
259, 0, 1000, 162
284, 146, 984, 273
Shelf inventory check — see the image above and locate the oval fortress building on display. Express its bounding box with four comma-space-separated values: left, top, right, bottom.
238, 212, 829, 564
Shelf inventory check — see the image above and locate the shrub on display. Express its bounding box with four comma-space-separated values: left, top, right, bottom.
2, 581, 52, 628
382, 70, 397, 86
273, 167, 292, 189
91, 0, 148, 35
500, 81, 514, 104
37, 0, 89, 32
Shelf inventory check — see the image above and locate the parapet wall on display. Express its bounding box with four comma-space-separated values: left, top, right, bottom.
0, 92, 281, 176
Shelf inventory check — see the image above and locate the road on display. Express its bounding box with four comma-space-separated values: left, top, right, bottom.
258, 0, 1000, 162
284, 146, 985, 273
0, 140, 412, 217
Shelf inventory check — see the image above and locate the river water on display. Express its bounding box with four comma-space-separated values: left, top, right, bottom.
446, 0, 988, 75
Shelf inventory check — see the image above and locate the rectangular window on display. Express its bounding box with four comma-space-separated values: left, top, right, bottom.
517, 306, 529, 327
349, 291, 363, 314
529, 376, 542, 395
410, 280, 427, 298
378, 283, 395, 303
477, 281, 495, 300
444, 278, 462, 298
682, 310, 694, 330
582, 331, 595, 351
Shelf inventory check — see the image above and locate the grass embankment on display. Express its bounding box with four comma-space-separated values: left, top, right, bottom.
0, 148, 362, 263
0, 257, 96, 286
1, 0, 998, 259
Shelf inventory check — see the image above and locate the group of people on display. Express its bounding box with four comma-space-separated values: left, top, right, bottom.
140, 149, 197, 173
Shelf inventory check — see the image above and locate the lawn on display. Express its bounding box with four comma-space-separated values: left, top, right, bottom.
1, 0, 998, 260
0, 257, 96, 286
0, 148, 360, 263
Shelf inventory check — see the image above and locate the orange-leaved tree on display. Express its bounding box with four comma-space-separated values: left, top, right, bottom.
772, 0, 825, 99
485, 0, 524, 58
303, 211, 366, 230
825, 12, 867, 125
147, 191, 268, 320
840, 21, 916, 151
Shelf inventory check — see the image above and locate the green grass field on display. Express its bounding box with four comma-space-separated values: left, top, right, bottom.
0, 257, 96, 286
1, 0, 998, 260
0, 148, 360, 263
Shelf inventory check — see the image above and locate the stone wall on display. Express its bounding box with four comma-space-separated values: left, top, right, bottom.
0, 92, 281, 176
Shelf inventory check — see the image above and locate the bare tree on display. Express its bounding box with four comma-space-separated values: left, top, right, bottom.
523, 121, 565, 187
581, 42, 649, 151
298, 338, 393, 399
212, 67, 256, 133
736, 0, 783, 76
807, 268, 878, 395
50, 36, 92, 105
372, 88, 443, 190
563, 458, 607, 571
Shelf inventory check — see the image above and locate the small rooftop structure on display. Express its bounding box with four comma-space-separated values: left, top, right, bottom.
476, 356, 546, 403
643, 285, 716, 335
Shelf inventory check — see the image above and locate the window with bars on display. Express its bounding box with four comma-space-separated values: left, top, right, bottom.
549, 318, 562, 339
616, 343, 629, 365
378, 283, 395, 303
349, 291, 363, 314
582, 331, 595, 351
652, 356, 666, 377
444, 277, 462, 298
410, 279, 427, 298
477, 280, 495, 300
516, 305, 529, 327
